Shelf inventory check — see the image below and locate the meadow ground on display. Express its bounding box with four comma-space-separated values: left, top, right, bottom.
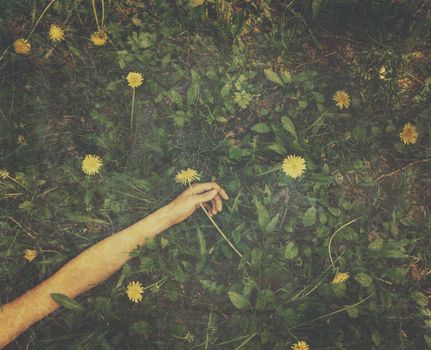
0, 1, 430, 349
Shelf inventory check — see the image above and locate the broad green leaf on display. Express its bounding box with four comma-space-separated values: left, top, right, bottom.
228, 291, 249, 310
160, 237, 169, 249
200, 279, 223, 294
346, 306, 359, 318
354, 272, 373, 287
197, 228, 206, 256
252, 123, 270, 133
264, 68, 285, 87
372, 332, 382, 346
188, 0, 204, 7
312, 0, 322, 17
131, 321, 150, 336
228, 146, 243, 161
19, 200, 32, 209
268, 143, 286, 155
251, 248, 263, 266
328, 207, 341, 217
50, 293, 84, 312
66, 212, 109, 224
187, 83, 199, 106
424, 334, 431, 348
411, 291, 428, 307
368, 238, 384, 251
256, 289, 276, 311
255, 200, 270, 229
280, 70, 292, 83
281, 116, 297, 139
309, 173, 333, 184
284, 241, 298, 260
173, 267, 188, 283
168, 89, 183, 107
303, 207, 317, 227
265, 214, 280, 233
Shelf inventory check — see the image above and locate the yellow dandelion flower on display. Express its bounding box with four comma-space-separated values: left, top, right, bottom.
411, 51, 424, 59
282, 155, 306, 179
0, 169, 10, 179
24, 249, 37, 262
331, 271, 350, 284
332, 90, 350, 110
49, 24, 65, 42
17, 134, 26, 145
90, 30, 108, 46
175, 168, 200, 185
127, 72, 144, 88
292, 340, 310, 350
82, 154, 103, 175
127, 281, 144, 303
379, 66, 386, 80
400, 123, 418, 145
14, 38, 31, 55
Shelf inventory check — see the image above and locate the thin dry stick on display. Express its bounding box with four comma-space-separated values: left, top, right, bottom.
5, 216, 36, 240
288, 292, 374, 330
188, 184, 250, 266
375, 158, 431, 182
328, 217, 361, 270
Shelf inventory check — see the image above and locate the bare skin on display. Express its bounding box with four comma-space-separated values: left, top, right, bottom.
0, 182, 228, 349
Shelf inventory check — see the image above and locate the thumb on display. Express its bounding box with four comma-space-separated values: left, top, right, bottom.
195, 189, 218, 203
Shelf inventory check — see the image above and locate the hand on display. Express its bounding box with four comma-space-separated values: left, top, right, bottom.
167, 182, 229, 225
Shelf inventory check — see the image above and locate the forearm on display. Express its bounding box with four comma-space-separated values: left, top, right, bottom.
0, 204, 174, 349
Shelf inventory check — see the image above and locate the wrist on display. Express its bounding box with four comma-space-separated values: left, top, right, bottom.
156, 203, 176, 229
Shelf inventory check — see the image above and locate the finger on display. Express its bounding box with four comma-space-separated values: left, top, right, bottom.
189, 182, 222, 195
219, 187, 229, 200
214, 194, 222, 212
211, 198, 217, 215
195, 189, 218, 204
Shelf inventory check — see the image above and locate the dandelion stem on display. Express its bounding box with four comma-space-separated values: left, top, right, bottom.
101, 0, 105, 26
328, 217, 361, 270
188, 183, 250, 266
130, 87, 136, 132
27, 0, 58, 39
91, 0, 100, 31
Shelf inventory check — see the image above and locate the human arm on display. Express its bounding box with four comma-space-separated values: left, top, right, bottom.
0, 182, 228, 349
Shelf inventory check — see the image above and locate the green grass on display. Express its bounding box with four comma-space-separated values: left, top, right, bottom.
1, 0, 430, 349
